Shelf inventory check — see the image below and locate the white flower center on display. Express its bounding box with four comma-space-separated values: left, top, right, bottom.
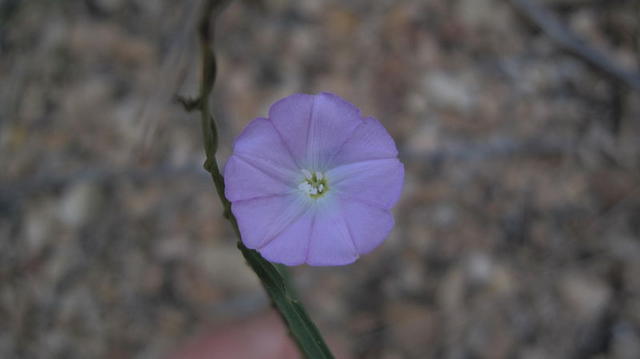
298, 170, 328, 198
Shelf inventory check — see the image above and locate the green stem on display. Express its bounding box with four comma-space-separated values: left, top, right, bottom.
186, 1, 335, 358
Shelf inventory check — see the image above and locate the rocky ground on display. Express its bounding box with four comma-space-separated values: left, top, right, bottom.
1, 0, 640, 358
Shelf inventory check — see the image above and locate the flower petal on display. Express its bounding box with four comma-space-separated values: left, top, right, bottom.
305, 93, 364, 169
233, 194, 310, 249
306, 207, 358, 266
330, 117, 399, 167
268, 93, 364, 169
228, 93, 403, 267
258, 209, 314, 266
340, 199, 394, 254
268, 94, 315, 163
232, 117, 298, 171
327, 159, 404, 210
224, 155, 296, 201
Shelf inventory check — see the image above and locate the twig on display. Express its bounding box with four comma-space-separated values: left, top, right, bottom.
510, 0, 640, 91
182, 1, 335, 358
401, 136, 574, 165
0, 137, 573, 201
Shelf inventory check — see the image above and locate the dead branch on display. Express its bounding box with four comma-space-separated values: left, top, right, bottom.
511, 0, 640, 91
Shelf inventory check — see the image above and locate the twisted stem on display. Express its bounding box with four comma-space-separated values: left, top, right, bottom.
181, 1, 335, 358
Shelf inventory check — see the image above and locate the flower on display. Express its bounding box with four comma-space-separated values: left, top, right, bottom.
224, 93, 404, 266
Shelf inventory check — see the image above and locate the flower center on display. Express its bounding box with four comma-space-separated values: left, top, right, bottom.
298, 169, 329, 199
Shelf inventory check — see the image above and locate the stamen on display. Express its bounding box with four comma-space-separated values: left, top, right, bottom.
298, 169, 329, 198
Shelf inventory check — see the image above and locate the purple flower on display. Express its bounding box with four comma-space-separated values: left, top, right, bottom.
224, 93, 404, 266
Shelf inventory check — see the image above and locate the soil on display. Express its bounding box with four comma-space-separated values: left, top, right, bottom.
1, 0, 640, 358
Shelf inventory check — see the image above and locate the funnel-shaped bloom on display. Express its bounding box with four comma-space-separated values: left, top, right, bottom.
224, 93, 403, 266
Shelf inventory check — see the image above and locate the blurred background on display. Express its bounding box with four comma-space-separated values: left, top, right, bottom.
2, 0, 640, 358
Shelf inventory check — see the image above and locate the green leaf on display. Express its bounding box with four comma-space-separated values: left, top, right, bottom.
238, 243, 335, 358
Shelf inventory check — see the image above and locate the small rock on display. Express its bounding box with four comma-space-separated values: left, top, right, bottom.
466, 252, 492, 285
57, 181, 102, 228
398, 260, 426, 295
438, 266, 465, 314
406, 121, 440, 154
423, 72, 475, 113
432, 203, 458, 228
25, 199, 57, 252
559, 273, 611, 320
